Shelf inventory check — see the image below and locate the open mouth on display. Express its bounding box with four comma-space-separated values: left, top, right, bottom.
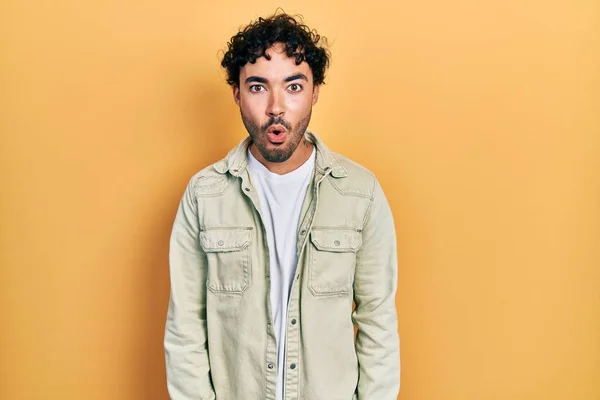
266, 125, 287, 144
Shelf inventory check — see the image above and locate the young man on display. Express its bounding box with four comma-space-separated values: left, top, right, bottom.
164, 12, 400, 400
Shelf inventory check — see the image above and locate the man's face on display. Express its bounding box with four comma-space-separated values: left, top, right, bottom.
233, 43, 319, 163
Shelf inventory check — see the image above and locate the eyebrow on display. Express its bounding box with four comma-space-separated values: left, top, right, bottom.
244, 73, 309, 85
283, 73, 308, 83
245, 76, 268, 84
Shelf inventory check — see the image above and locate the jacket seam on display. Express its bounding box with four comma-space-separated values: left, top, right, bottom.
194, 176, 233, 198
360, 174, 377, 229
327, 175, 374, 199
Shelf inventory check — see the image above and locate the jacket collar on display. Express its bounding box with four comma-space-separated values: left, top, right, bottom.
213, 131, 348, 178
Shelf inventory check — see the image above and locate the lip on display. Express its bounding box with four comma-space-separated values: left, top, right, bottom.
266, 125, 287, 144
267, 124, 286, 133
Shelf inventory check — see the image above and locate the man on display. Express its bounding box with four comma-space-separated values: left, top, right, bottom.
164, 12, 400, 400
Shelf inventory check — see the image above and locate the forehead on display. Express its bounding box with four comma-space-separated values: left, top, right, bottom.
240, 43, 313, 83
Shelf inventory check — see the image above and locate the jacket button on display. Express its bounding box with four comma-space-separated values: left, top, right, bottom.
334, 240, 340, 246
290, 363, 296, 370
291, 319, 297, 325
300, 229, 306, 235
217, 240, 224, 246
267, 363, 274, 369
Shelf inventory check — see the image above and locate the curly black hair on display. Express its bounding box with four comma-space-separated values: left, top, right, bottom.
220, 11, 330, 87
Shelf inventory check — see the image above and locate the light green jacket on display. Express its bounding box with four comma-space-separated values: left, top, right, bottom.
164, 131, 400, 400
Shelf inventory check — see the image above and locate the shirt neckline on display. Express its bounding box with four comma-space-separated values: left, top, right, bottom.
247, 146, 316, 183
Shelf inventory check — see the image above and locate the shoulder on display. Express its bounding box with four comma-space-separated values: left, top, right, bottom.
186, 162, 231, 197
327, 152, 378, 200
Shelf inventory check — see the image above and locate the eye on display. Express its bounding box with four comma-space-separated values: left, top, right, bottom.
249, 85, 265, 92
288, 83, 303, 92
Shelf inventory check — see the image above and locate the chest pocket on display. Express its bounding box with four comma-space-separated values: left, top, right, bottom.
308, 228, 362, 297
200, 227, 252, 294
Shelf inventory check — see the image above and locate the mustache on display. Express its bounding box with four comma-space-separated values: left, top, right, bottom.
261, 117, 292, 131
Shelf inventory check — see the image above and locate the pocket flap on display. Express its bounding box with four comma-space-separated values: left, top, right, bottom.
200, 228, 252, 252
310, 228, 362, 252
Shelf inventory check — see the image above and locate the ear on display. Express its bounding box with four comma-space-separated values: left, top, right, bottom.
312, 84, 320, 105
233, 85, 240, 106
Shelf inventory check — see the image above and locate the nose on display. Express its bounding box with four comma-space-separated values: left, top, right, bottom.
266, 90, 284, 118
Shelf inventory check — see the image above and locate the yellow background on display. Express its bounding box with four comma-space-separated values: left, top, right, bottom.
1, 1, 598, 399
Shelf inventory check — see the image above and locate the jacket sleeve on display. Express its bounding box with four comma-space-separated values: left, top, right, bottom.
352, 177, 401, 399
164, 177, 216, 400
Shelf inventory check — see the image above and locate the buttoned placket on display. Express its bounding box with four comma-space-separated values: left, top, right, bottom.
283, 166, 332, 400
236, 167, 280, 400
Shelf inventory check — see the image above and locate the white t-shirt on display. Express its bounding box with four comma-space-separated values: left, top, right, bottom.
247, 146, 316, 400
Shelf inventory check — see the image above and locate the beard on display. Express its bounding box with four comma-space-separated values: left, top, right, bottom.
241, 109, 312, 163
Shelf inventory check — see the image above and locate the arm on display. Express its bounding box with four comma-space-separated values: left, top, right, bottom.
352, 177, 401, 399
164, 178, 216, 400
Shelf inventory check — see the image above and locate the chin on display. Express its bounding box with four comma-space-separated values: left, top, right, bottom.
262, 147, 294, 163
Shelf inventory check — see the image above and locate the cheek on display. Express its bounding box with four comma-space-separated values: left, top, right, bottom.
285, 95, 313, 114
240, 96, 263, 118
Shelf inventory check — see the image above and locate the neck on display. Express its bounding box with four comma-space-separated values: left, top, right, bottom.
249, 139, 314, 175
